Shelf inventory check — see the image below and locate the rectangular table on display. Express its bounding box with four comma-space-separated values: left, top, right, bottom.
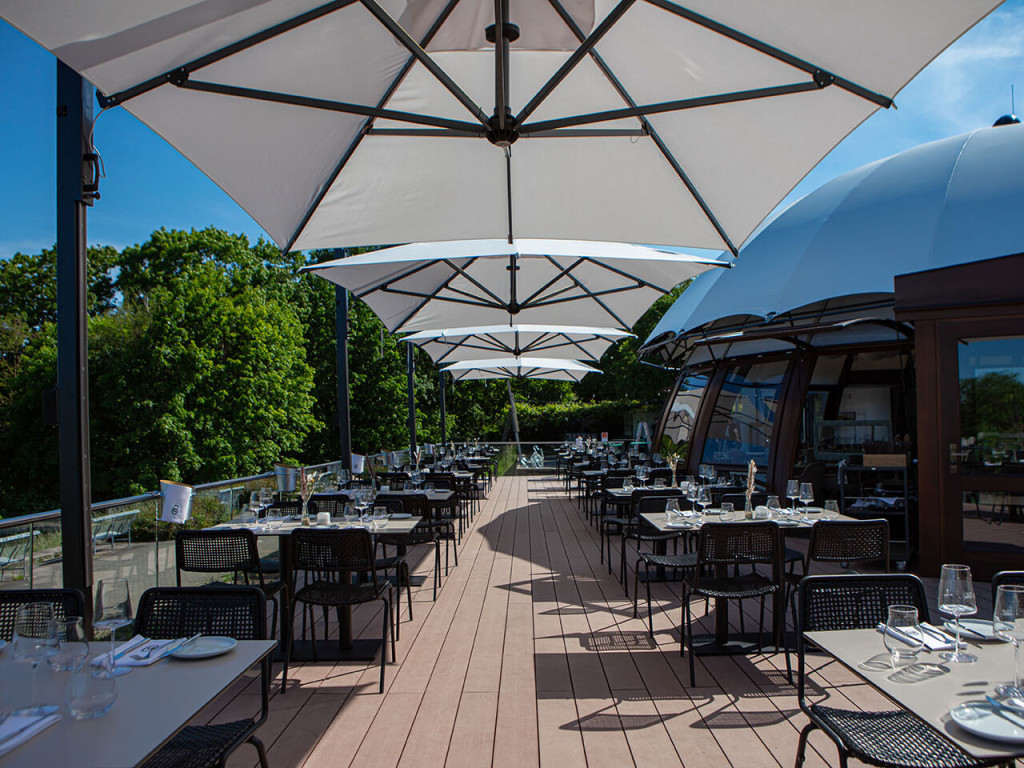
209, 517, 421, 661
2, 639, 275, 768
806, 627, 1024, 761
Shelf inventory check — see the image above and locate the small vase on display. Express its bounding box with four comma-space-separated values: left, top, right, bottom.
300, 499, 311, 526
745, 495, 753, 519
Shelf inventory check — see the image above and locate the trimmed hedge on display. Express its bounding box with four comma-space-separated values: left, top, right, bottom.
510, 399, 656, 441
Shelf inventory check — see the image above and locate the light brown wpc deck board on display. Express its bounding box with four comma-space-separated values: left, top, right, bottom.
218, 472, 1018, 768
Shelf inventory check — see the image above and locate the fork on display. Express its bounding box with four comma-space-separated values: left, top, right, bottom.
131, 642, 166, 660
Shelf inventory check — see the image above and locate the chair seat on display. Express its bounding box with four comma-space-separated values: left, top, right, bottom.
140, 717, 258, 768
808, 704, 996, 768
375, 555, 405, 571
784, 546, 802, 564
295, 580, 385, 608
692, 572, 777, 600
640, 552, 697, 569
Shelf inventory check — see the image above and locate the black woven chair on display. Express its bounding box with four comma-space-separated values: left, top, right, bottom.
796, 574, 1008, 768
284, 528, 394, 694
368, 496, 414, 622
175, 529, 286, 645
992, 570, 1024, 606
135, 586, 270, 768
623, 494, 690, 598
0, 588, 86, 641
602, 488, 682, 580
380, 492, 456, 579
631, 511, 697, 636
682, 521, 783, 686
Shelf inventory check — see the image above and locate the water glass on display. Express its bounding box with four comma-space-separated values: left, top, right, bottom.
68, 660, 118, 719
766, 495, 781, 517
994, 584, 1024, 697
94, 578, 133, 677
938, 564, 978, 663
786, 479, 800, 510
11, 603, 60, 715
883, 605, 923, 663
372, 506, 387, 529
823, 500, 840, 519
266, 506, 282, 529
665, 498, 680, 520
50, 616, 89, 672
719, 502, 734, 521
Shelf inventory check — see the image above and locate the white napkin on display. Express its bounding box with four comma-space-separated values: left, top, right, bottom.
0, 713, 61, 757
92, 635, 183, 668
876, 622, 964, 651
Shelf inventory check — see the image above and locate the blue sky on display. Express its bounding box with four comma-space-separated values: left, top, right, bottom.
1, 3, 1022, 259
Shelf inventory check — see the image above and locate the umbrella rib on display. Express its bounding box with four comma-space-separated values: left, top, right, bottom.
383, 287, 503, 310
96, 0, 361, 108
643, 0, 893, 108
544, 0, 738, 256
347, 256, 457, 300
520, 82, 819, 134
574, 255, 675, 292
538, 267, 631, 329
360, 0, 491, 127
283, 0, 463, 253
179, 79, 486, 133
517, 257, 587, 307
516, 0, 637, 125
441, 258, 511, 308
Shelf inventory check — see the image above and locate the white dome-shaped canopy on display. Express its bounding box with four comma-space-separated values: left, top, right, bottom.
644, 122, 1024, 357
442, 356, 599, 381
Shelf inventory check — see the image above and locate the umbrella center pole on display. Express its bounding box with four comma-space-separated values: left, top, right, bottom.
507, 251, 520, 315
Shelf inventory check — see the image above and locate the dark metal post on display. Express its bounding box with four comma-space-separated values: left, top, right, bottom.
334, 277, 352, 475
439, 369, 447, 445
406, 342, 417, 455
56, 62, 94, 617
506, 380, 522, 458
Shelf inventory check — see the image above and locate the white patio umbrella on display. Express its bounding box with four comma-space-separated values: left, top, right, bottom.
442, 356, 600, 382
1, 0, 1002, 254
402, 324, 633, 363
642, 121, 1024, 361
303, 239, 724, 332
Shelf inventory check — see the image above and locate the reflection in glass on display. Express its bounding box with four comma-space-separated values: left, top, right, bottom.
701, 360, 787, 467
958, 336, 1024, 474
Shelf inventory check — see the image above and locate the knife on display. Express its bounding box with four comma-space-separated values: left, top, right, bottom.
985, 696, 1024, 722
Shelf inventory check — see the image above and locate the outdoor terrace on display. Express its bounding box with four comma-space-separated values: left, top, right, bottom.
161, 473, 977, 768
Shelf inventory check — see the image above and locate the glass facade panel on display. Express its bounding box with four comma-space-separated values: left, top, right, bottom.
962, 490, 1024, 553
701, 360, 788, 467
662, 375, 708, 449
958, 336, 1024, 474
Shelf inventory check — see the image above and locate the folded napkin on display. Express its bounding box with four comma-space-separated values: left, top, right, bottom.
92, 635, 189, 668
876, 622, 964, 651
0, 713, 61, 757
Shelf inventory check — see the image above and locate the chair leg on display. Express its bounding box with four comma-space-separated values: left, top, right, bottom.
620, 536, 628, 593
379, 598, 389, 694
632, 559, 642, 618
248, 735, 270, 768
646, 564, 655, 638
794, 722, 816, 768
433, 541, 441, 600
282, 600, 298, 694
757, 596, 766, 651
403, 562, 413, 622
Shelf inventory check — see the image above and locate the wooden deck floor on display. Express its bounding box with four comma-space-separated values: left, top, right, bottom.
210, 474, 966, 768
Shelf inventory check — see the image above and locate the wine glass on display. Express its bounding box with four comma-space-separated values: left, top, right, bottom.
694, 486, 711, 519
706, 466, 717, 485
11, 603, 60, 715
94, 578, 134, 677
786, 479, 800, 512
994, 584, 1024, 697
50, 616, 89, 672
798, 482, 815, 522
883, 605, 924, 664
822, 500, 840, 520
937, 564, 978, 663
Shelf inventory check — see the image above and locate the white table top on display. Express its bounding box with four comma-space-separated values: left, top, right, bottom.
0, 639, 275, 768
211, 517, 423, 537
806, 627, 1024, 759
641, 508, 854, 531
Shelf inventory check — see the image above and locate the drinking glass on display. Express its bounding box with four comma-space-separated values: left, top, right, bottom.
994, 584, 1024, 697
706, 466, 717, 485
883, 605, 924, 663
665, 498, 681, 521
766, 495, 781, 518
11, 603, 60, 715
822, 500, 840, 520
50, 616, 89, 672
240, 502, 257, 526
94, 578, 134, 677
719, 502, 735, 521
372, 506, 387, 529
266, 505, 282, 529
694, 486, 711, 518
786, 479, 800, 511
623, 476, 634, 491
937, 564, 977, 663
799, 482, 814, 509
67, 660, 117, 720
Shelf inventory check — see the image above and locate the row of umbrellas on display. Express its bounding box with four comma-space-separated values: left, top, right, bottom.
304, 238, 724, 381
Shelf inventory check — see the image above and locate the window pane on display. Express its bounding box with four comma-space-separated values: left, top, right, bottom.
962, 490, 1024, 553
959, 336, 1024, 474
701, 360, 788, 467
662, 376, 708, 449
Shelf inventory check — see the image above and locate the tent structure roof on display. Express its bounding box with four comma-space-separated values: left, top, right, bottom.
1, 0, 1003, 252
643, 122, 1024, 362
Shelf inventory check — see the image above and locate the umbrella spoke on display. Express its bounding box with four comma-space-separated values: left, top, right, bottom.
643, 0, 893, 108
440, 258, 510, 308
517, 257, 586, 306
360, 0, 491, 127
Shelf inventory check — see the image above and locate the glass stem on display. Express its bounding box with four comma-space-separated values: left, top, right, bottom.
954, 616, 963, 660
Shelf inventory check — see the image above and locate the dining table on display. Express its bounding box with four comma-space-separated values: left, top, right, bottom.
208, 515, 421, 662
641, 506, 856, 652
0, 639, 275, 768
806, 626, 1024, 761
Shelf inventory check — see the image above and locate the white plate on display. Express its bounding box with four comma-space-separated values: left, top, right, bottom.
944, 619, 1001, 641
171, 636, 237, 660
775, 519, 800, 527
665, 520, 693, 529
388, 513, 413, 519
951, 701, 1024, 743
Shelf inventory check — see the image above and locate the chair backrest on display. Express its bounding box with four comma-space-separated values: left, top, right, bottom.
290, 529, 378, 589
635, 494, 676, 517
695, 521, 781, 570
0, 588, 86, 641
311, 494, 350, 518
372, 497, 404, 516
720, 492, 767, 510
807, 519, 890, 571
135, 586, 267, 640
629, 488, 682, 518
993, 571, 1024, 606
175, 529, 263, 586
424, 473, 454, 491
269, 499, 302, 517
797, 573, 930, 698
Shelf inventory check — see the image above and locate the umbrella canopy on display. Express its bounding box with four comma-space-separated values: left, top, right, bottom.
442, 356, 600, 382
304, 239, 724, 332
1, 1, 1002, 253
643, 122, 1024, 361
402, 324, 632, 363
